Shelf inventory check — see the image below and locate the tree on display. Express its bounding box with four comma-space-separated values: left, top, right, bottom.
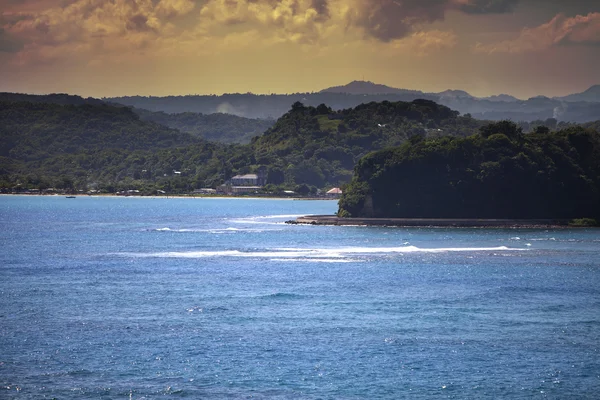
479, 121, 522, 140
295, 183, 310, 196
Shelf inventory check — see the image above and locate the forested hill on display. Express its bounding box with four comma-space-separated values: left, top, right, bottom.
134, 108, 274, 144
338, 122, 600, 220
247, 100, 485, 188
5, 98, 598, 198
0, 92, 276, 145
0, 101, 234, 190
0, 92, 105, 106
0, 102, 198, 158
0, 98, 486, 192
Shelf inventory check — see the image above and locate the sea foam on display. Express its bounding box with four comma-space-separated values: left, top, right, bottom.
119, 245, 524, 260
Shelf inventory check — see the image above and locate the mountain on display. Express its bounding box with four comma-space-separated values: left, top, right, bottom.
437, 89, 474, 99
0, 102, 198, 159
248, 99, 484, 188
320, 80, 423, 95
0, 92, 105, 106
0, 101, 237, 191
3, 95, 600, 195
107, 82, 600, 123
483, 94, 520, 102
0, 98, 485, 192
556, 85, 600, 102
0, 92, 276, 145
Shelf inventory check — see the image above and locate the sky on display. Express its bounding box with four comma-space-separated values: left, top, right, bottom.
0, 0, 599, 98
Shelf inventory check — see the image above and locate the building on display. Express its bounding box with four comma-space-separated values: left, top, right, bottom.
219, 168, 268, 195
229, 169, 267, 186
230, 174, 260, 186
326, 188, 343, 197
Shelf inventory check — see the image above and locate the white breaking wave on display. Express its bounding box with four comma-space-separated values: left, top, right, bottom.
229, 214, 306, 225
269, 258, 360, 263
152, 227, 279, 233
252, 214, 306, 219
118, 245, 524, 259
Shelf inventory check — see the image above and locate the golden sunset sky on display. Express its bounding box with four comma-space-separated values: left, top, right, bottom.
1, 0, 599, 98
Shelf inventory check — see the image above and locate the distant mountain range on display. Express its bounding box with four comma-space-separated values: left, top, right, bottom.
320, 80, 600, 103
2, 80, 600, 123
556, 85, 600, 102
104, 81, 600, 123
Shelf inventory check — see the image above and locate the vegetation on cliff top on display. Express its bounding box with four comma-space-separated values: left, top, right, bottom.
338, 121, 600, 219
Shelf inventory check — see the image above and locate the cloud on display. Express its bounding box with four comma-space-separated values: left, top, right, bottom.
0, 27, 24, 52
458, 0, 519, 14
197, 0, 520, 43
0, 0, 524, 68
392, 29, 458, 56
0, 0, 198, 64
198, 0, 331, 44
2, 0, 197, 46
473, 12, 600, 54
341, 0, 519, 42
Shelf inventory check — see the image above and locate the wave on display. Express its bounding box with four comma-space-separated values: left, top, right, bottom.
118, 245, 525, 259
257, 292, 306, 299
252, 214, 305, 219
150, 227, 280, 233
269, 258, 360, 263
229, 214, 306, 225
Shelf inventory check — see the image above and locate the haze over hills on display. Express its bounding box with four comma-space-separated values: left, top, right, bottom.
556, 85, 600, 102
105, 81, 600, 123
0, 92, 275, 145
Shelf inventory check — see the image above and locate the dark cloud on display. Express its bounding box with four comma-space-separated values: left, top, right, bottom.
347, 0, 524, 42
311, 0, 330, 17
126, 14, 152, 32
351, 0, 450, 42
459, 0, 520, 14
0, 28, 24, 53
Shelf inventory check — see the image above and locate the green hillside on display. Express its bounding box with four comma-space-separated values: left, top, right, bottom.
249, 100, 484, 188
134, 108, 274, 144
9, 98, 592, 198
0, 101, 251, 192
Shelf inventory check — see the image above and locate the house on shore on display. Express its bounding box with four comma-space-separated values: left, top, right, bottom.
326, 188, 343, 198
218, 169, 268, 195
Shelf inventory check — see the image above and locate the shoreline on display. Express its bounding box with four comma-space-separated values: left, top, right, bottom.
289, 215, 579, 228
0, 193, 337, 201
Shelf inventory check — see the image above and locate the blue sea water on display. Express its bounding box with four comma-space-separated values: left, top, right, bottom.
1, 196, 599, 399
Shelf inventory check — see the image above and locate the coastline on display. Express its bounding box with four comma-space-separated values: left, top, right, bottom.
289, 215, 577, 228
0, 193, 337, 201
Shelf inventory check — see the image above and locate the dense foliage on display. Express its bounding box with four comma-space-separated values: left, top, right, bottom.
1, 99, 485, 193
0, 101, 254, 192
134, 108, 274, 144
5, 97, 599, 203
248, 100, 483, 188
339, 121, 600, 219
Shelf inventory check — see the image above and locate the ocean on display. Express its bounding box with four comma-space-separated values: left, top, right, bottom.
1, 196, 599, 399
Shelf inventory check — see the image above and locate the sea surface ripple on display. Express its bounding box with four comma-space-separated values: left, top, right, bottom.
1, 196, 599, 399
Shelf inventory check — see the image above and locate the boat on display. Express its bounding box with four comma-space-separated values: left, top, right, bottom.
65, 196, 76, 199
